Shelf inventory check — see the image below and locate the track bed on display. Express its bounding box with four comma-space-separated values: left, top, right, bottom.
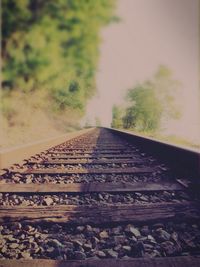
0, 128, 199, 267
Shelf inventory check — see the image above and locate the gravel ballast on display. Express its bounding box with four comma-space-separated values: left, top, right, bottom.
1, 221, 200, 260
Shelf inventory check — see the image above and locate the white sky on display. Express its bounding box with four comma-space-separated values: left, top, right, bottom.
84, 0, 200, 143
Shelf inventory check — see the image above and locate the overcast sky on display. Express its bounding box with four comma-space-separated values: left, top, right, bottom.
84, 0, 199, 143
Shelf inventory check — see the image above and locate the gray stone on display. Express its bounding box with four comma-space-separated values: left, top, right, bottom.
14, 175, 22, 182
2, 229, 10, 235
112, 227, 122, 235
85, 225, 93, 236
99, 230, 109, 239
1, 246, 7, 253
43, 197, 53, 206
20, 251, 32, 259
9, 243, 19, 249
122, 245, 131, 252
106, 249, 118, 258
85, 225, 93, 232
136, 241, 145, 257
73, 240, 83, 247
64, 242, 74, 249
47, 247, 55, 253
138, 236, 147, 241
156, 229, 171, 241
5, 250, 18, 258
11, 223, 22, 231
161, 241, 177, 255
113, 244, 122, 252
153, 223, 164, 229
126, 225, 141, 237
150, 249, 161, 257
76, 226, 85, 233
26, 177, 32, 184
83, 243, 92, 250
147, 235, 156, 242
24, 225, 34, 232
98, 193, 104, 200
144, 244, 154, 250
139, 196, 148, 201
64, 248, 74, 258
28, 237, 35, 243
5, 235, 16, 242
130, 238, 137, 243
163, 191, 172, 197
47, 239, 63, 248
51, 224, 62, 232
140, 225, 150, 235
96, 250, 106, 258
91, 236, 99, 245
135, 193, 142, 197
114, 235, 126, 245
171, 232, 178, 242
74, 251, 86, 260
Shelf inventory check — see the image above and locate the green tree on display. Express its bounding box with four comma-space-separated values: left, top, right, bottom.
2, 0, 117, 114
95, 116, 101, 127
122, 106, 135, 129
153, 65, 181, 120
123, 83, 162, 131
114, 65, 182, 133
111, 105, 123, 128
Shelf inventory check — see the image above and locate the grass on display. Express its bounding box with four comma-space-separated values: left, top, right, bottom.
0, 90, 82, 149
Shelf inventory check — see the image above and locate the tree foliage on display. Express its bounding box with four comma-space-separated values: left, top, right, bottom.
2, 0, 116, 114
111, 66, 182, 133
111, 105, 123, 128
123, 83, 163, 131
95, 117, 102, 127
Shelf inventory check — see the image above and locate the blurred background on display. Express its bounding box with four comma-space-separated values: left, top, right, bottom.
1, 0, 200, 149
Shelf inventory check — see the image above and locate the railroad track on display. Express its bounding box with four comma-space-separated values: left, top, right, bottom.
0, 128, 200, 267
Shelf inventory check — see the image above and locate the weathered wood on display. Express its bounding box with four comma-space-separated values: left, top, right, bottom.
12, 167, 155, 175
52, 145, 131, 150
0, 202, 199, 224
0, 181, 183, 193
50, 147, 133, 151
51, 154, 138, 159
28, 158, 144, 165
1, 257, 200, 267
49, 150, 134, 154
